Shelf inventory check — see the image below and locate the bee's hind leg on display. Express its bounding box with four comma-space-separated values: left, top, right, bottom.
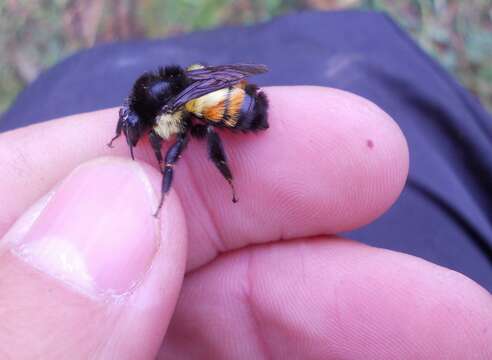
153, 132, 189, 217
206, 126, 238, 203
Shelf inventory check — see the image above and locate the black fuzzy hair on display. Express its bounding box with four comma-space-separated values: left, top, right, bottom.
242, 84, 269, 131
129, 65, 188, 121
251, 90, 269, 130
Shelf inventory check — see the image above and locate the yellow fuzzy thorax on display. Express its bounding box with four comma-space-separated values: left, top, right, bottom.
154, 111, 184, 140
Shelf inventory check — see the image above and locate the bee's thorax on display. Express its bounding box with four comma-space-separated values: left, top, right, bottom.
154, 111, 185, 140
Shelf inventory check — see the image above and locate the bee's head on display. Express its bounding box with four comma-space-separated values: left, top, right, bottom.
119, 104, 143, 159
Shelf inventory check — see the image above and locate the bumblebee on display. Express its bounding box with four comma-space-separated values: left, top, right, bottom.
108, 63, 269, 215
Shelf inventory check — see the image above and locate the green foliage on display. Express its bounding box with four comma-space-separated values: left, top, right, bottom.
0, 0, 491, 114
362, 0, 492, 110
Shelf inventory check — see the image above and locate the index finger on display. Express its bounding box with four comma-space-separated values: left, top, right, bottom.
0, 86, 408, 270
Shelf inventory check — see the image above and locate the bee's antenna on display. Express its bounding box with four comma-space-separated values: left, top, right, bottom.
107, 111, 124, 148
107, 134, 119, 148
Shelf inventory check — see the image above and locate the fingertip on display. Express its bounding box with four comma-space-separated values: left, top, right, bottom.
175, 86, 410, 268
262, 86, 409, 231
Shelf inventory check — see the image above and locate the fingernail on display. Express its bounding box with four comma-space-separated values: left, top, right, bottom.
12, 158, 159, 296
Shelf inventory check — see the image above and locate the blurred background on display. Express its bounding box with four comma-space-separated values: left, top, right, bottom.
1, 0, 491, 115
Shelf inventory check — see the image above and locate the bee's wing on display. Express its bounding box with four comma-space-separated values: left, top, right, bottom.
186, 64, 268, 81
166, 64, 268, 111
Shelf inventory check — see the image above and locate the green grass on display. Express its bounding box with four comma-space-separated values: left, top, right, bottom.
1, 0, 491, 114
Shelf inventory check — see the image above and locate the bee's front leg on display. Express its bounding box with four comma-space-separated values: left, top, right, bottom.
154, 132, 189, 217
149, 131, 164, 170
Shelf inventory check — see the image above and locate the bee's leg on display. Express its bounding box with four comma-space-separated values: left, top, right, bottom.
149, 131, 163, 169
206, 126, 238, 203
154, 132, 189, 217
107, 116, 123, 148
190, 123, 207, 139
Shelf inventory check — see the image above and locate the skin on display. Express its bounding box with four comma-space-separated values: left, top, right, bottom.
0, 86, 490, 359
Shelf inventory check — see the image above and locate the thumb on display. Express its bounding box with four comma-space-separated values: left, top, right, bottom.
0, 157, 187, 359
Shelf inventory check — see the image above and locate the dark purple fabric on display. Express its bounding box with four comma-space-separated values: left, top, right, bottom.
2, 10, 491, 290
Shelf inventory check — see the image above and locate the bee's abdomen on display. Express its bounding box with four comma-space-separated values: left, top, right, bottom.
186, 84, 268, 131
235, 84, 269, 131
185, 88, 229, 123
211, 84, 269, 131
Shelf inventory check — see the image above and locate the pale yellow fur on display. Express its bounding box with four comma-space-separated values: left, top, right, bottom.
154, 111, 184, 140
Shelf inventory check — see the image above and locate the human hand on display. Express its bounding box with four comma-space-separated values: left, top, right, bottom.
0, 87, 490, 359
